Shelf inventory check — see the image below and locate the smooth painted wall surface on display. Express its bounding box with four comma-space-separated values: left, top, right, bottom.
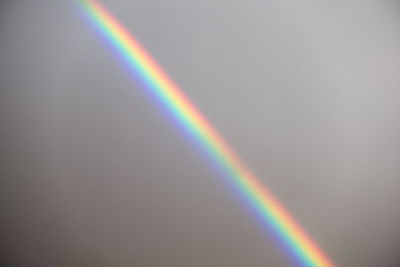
1, 1, 400, 266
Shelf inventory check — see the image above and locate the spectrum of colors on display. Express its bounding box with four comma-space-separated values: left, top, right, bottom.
80, 1, 335, 266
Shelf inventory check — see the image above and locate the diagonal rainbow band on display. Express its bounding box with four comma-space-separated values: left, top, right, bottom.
80, 1, 335, 266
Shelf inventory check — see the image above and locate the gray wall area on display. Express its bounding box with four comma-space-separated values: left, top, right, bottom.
1, 1, 400, 266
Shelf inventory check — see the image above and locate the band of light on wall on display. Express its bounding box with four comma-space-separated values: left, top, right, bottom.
80, 1, 335, 266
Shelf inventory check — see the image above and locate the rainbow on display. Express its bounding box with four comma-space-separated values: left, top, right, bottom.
80, 1, 335, 266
